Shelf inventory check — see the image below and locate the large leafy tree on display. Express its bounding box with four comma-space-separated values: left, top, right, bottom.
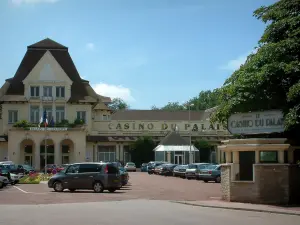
152, 89, 220, 111
108, 98, 129, 111
129, 136, 156, 166
211, 0, 300, 134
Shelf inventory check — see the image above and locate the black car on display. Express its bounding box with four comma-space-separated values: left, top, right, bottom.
160, 164, 178, 176
48, 162, 122, 193
0, 166, 17, 185
147, 162, 167, 174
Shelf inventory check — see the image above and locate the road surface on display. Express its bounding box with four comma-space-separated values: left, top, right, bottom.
0, 200, 298, 225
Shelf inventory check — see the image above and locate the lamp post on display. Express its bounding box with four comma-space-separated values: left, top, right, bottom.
188, 103, 194, 164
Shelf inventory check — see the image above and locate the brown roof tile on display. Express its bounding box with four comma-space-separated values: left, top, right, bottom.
3, 39, 110, 104
27, 38, 67, 50
111, 110, 210, 121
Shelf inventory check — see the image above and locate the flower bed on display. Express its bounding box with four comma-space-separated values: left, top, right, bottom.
19, 173, 54, 184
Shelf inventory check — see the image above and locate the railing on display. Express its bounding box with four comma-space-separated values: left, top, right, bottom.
42, 96, 53, 102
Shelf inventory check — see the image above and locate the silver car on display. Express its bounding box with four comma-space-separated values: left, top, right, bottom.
124, 162, 136, 172
185, 163, 210, 179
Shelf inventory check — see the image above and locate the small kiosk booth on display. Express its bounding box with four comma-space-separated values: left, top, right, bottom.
154, 131, 199, 164
219, 110, 300, 204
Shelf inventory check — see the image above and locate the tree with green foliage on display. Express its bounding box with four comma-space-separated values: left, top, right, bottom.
108, 98, 129, 112
194, 139, 212, 162
211, 0, 300, 136
187, 89, 221, 111
129, 136, 156, 166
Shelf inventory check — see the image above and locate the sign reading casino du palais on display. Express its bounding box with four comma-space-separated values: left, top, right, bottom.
228, 110, 284, 135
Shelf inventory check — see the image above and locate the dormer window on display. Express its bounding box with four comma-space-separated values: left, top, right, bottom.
30, 86, 40, 97
56, 86, 65, 98
43, 86, 52, 97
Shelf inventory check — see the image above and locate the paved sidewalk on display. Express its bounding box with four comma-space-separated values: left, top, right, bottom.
172, 200, 300, 216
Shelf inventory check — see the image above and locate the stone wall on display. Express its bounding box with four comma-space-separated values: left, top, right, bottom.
221, 164, 231, 201
289, 165, 300, 204
255, 164, 289, 204
221, 164, 300, 204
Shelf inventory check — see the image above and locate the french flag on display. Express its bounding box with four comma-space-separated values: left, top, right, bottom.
40, 110, 48, 127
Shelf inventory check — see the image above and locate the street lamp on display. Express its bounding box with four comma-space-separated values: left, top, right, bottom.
188, 103, 194, 164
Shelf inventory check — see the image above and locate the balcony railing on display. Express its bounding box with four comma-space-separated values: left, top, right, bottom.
42, 96, 53, 102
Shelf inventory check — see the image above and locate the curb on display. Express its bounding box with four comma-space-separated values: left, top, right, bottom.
171, 201, 300, 216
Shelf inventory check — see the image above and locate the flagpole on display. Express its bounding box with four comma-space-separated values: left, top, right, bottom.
44, 122, 47, 174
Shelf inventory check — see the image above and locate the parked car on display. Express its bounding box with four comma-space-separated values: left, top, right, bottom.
0, 166, 18, 185
185, 163, 211, 180
147, 162, 167, 174
141, 163, 148, 172
124, 162, 136, 172
48, 162, 122, 193
160, 164, 177, 176
0, 175, 9, 188
154, 164, 165, 174
119, 167, 129, 186
22, 164, 36, 174
197, 164, 221, 183
173, 165, 188, 178
1, 164, 25, 174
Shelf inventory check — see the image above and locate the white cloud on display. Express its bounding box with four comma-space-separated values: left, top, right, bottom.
86, 43, 95, 51
92, 83, 135, 102
221, 49, 257, 71
11, 0, 59, 5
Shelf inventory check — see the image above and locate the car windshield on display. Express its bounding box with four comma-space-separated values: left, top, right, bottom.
188, 164, 197, 169
207, 165, 218, 170
23, 165, 33, 169
127, 163, 135, 166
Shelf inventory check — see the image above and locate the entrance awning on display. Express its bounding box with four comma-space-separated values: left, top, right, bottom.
154, 145, 198, 152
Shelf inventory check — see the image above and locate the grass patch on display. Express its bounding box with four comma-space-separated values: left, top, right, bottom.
18, 173, 53, 184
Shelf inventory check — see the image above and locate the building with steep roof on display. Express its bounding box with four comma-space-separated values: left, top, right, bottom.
0, 38, 231, 170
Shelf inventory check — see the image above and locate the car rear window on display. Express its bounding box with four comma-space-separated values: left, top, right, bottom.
79, 164, 102, 173
207, 165, 219, 170
188, 164, 197, 169
107, 164, 119, 174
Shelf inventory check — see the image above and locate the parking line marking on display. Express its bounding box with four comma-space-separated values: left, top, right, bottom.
13, 186, 30, 194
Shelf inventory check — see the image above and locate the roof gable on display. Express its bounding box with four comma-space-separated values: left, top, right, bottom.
27, 38, 67, 50
159, 131, 189, 146
23, 51, 72, 84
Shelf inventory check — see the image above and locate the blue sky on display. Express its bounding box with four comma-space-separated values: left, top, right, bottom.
0, 0, 276, 109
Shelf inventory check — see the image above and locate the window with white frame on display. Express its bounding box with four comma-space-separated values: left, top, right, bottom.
56, 86, 65, 98
30, 106, 39, 123
43, 106, 53, 121
56, 106, 65, 123
8, 110, 18, 124
102, 115, 107, 120
43, 86, 52, 97
76, 111, 86, 123
107, 114, 111, 120
30, 86, 40, 97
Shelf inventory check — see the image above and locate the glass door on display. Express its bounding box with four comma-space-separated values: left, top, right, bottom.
174, 155, 183, 165
62, 155, 69, 164
24, 155, 33, 166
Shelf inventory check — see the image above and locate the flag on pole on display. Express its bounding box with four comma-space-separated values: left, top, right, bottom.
43, 110, 48, 127
38, 115, 43, 127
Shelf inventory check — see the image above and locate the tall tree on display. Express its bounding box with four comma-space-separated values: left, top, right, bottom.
211, 0, 300, 135
188, 89, 220, 110
160, 102, 186, 111
109, 98, 129, 111
129, 136, 156, 166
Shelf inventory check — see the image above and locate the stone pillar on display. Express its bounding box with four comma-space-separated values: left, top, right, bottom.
278, 150, 285, 163
119, 144, 124, 161
167, 151, 171, 163
255, 151, 260, 163
220, 150, 224, 163
54, 141, 61, 165
115, 144, 119, 161
35, 142, 40, 171
232, 152, 239, 163
52, 102, 56, 122
225, 151, 232, 163
288, 148, 294, 163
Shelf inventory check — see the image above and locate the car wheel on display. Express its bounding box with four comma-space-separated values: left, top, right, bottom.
108, 188, 116, 193
187, 177, 191, 180
53, 181, 64, 192
215, 176, 221, 183
0, 182, 3, 189
93, 182, 104, 193
203, 180, 208, 183
69, 189, 76, 192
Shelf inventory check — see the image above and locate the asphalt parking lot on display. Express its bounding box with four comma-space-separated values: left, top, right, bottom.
0, 172, 221, 205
